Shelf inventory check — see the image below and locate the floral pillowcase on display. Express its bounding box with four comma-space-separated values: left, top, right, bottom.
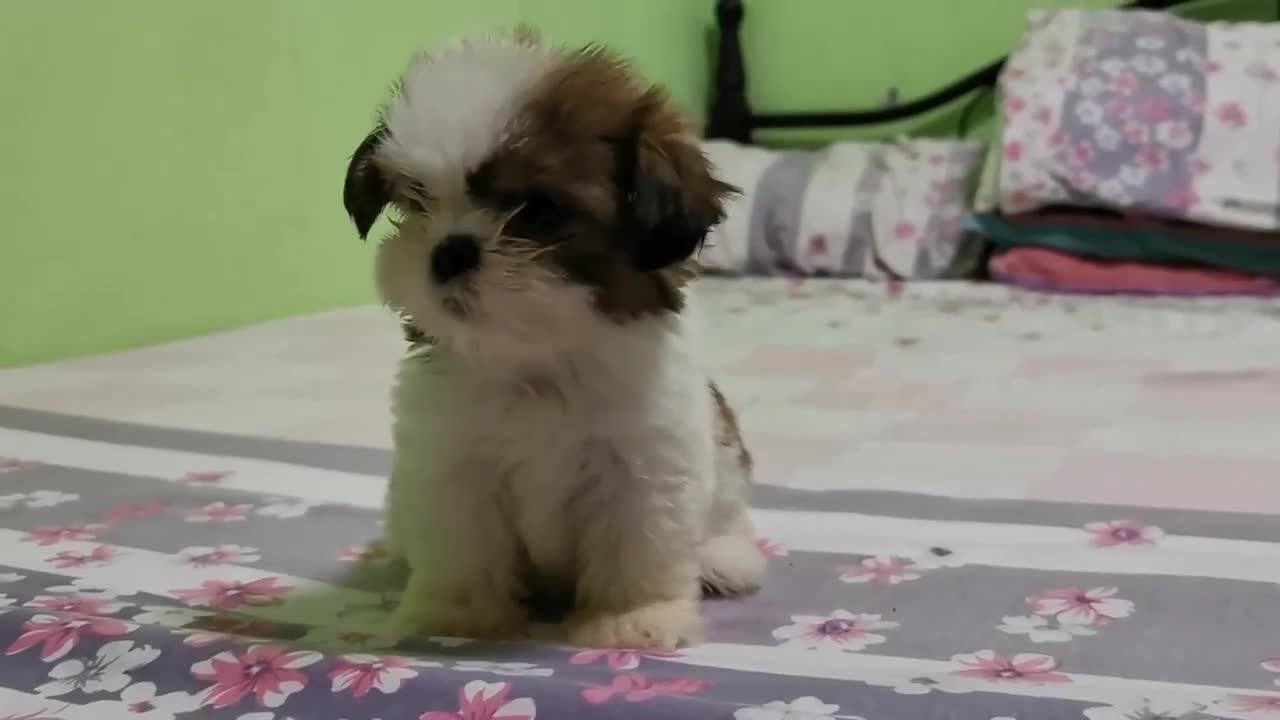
991, 9, 1280, 231
699, 138, 985, 279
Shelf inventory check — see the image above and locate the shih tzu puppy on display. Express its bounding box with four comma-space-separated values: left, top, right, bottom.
342, 29, 764, 650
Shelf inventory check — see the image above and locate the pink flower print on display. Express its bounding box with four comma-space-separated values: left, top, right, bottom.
1137, 146, 1169, 172
1216, 102, 1248, 129
1190, 156, 1213, 176
328, 654, 418, 698
886, 280, 905, 299
1154, 120, 1193, 149
1183, 92, 1206, 113
1002, 140, 1024, 162
178, 545, 261, 568
1110, 72, 1138, 95
1004, 96, 1027, 116
0, 458, 41, 473
421, 680, 537, 720
179, 616, 278, 647
5, 614, 136, 662
183, 471, 231, 486
103, 500, 172, 524
1133, 97, 1174, 124
580, 674, 710, 705
840, 556, 922, 585
1205, 60, 1223, 74
23, 525, 104, 547
570, 649, 677, 672
1068, 167, 1098, 192
171, 578, 293, 610
47, 545, 115, 569
185, 502, 251, 523
191, 644, 321, 709
1069, 142, 1095, 168
1167, 186, 1200, 213
1029, 587, 1135, 625
1103, 98, 1131, 120
772, 610, 899, 652
807, 234, 829, 255
1085, 520, 1165, 548
892, 222, 917, 240
1124, 122, 1150, 146
1033, 106, 1053, 126
25, 594, 127, 617
755, 538, 788, 559
951, 650, 1071, 685
1223, 694, 1280, 714
1049, 130, 1068, 148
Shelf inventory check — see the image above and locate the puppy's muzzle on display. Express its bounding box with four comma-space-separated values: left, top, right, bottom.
430, 233, 481, 285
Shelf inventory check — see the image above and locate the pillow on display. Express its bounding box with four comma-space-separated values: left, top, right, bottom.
997, 9, 1280, 230
700, 138, 985, 279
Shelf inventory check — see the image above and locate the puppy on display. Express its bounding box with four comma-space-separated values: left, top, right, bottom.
341, 30, 765, 650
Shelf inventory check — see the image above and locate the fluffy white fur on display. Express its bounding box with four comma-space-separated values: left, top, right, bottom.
372, 36, 764, 650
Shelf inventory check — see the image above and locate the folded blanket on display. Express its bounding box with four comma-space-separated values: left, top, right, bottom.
969, 209, 1280, 275
996, 9, 1280, 232
991, 246, 1280, 296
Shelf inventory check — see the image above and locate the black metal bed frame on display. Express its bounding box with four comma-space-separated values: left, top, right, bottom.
705, 0, 1280, 143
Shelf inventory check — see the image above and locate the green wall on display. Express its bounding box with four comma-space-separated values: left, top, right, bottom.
2, 0, 1264, 366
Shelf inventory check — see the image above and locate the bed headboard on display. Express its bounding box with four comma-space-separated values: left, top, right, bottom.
705, 0, 1280, 143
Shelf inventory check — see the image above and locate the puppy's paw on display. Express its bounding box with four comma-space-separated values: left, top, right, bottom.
390, 594, 527, 641
568, 599, 703, 651
699, 534, 767, 597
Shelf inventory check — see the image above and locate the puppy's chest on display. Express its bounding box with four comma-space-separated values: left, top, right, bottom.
459, 382, 632, 578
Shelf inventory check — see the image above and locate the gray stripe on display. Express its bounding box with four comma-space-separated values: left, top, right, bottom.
4, 405, 1278, 543
1, 464, 386, 590
745, 151, 819, 274
751, 485, 1280, 543
715, 549, 1278, 689
0, 404, 391, 476
841, 149, 885, 275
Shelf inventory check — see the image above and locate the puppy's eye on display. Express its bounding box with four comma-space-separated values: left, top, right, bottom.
505, 192, 567, 238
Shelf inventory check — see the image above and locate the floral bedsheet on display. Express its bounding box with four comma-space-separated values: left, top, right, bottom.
1, 278, 1280, 719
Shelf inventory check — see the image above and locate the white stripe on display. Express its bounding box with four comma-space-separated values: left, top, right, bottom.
7, 427, 1279, 582
667, 643, 1264, 708
0, 528, 380, 627
701, 141, 781, 271
0, 427, 386, 507
794, 145, 868, 275
751, 508, 1280, 583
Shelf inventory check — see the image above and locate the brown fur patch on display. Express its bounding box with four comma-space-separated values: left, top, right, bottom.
710, 381, 752, 475
470, 44, 733, 321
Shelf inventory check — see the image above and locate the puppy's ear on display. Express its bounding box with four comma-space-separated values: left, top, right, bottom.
343, 125, 391, 240
613, 134, 737, 272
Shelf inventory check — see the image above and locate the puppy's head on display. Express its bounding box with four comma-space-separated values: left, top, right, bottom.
343, 31, 735, 362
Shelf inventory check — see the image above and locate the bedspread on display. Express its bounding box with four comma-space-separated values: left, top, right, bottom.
1, 278, 1278, 719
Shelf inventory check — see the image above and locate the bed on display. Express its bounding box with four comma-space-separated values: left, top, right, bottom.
3, 4, 1280, 720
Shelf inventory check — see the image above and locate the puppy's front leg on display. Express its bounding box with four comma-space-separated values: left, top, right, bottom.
567, 457, 704, 651
389, 466, 527, 642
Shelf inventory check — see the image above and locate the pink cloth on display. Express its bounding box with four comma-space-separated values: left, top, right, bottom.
990, 247, 1280, 296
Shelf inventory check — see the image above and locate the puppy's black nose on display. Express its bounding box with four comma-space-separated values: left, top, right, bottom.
430, 233, 481, 284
